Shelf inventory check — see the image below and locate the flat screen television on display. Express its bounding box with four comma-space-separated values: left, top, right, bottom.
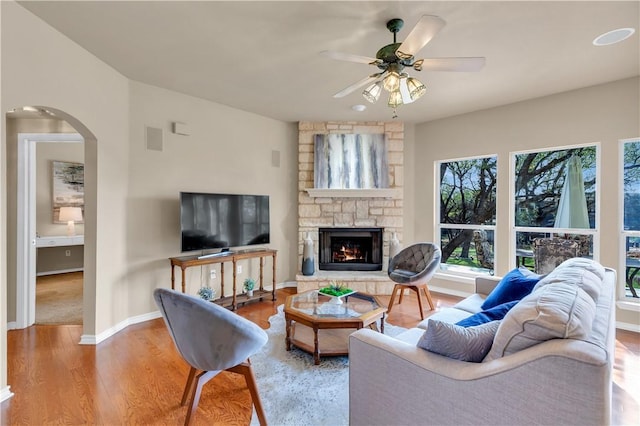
180, 192, 270, 253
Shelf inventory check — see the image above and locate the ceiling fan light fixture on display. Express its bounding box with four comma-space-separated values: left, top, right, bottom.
388, 90, 403, 108
406, 77, 427, 100
383, 71, 401, 92
362, 82, 382, 103
398, 74, 414, 104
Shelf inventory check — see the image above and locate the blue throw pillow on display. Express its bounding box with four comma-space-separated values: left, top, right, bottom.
480, 268, 541, 310
455, 300, 519, 327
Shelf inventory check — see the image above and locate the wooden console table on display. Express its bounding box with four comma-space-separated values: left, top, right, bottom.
169, 249, 277, 310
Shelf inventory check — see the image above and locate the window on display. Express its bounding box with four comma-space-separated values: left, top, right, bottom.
512, 145, 598, 270
437, 156, 497, 274
622, 138, 640, 300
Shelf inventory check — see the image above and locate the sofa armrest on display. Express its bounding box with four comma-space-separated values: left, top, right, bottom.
349, 328, 610, 426
475, 275, 501, 295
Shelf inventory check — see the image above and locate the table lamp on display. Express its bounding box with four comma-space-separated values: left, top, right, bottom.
59, 206, 83, 236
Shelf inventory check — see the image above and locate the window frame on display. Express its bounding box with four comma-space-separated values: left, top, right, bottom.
435, 154, 498, 277
619, 137, 640, 305
510, 142, 601, 269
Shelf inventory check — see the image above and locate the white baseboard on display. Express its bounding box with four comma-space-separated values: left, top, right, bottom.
616, 321, 640, 333
7, 321, 17, 330
79, 311, 163, 345
0, 385, 14, 403
36, 267, 84, 277
79, 282, 290, 345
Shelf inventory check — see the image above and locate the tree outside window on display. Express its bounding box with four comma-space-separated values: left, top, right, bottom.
622, 139, 640, 299
513, 145, 597, 270
438, 156, 497, 274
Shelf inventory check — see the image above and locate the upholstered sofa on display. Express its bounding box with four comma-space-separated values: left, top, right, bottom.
349, 258, 616, 426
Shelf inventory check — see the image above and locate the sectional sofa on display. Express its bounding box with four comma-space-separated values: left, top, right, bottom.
349, 258, 616, 425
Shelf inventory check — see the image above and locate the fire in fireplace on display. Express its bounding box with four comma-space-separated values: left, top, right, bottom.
319, 227, 383, 271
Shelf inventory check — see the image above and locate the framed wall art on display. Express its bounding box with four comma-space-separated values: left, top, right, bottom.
52, 160, 84, 223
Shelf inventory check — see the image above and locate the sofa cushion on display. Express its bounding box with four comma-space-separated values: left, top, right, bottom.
417, 319, 500, 362
451, 293, 487, 314
393, 327, 425, 345
416, 307, 474, 330
455, 300, 518, 327
533, 257, 605, 302
481, 267, 541, 310
484, 282, 596, 361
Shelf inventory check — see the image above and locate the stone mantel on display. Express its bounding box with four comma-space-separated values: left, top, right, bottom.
305, 188, 401, 199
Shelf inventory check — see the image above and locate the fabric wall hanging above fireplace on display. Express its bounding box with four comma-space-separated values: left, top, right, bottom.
314, 134, 389, 189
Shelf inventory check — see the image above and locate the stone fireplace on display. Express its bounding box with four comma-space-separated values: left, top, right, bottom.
319, 227, 382, 271
296, 121, 404, 294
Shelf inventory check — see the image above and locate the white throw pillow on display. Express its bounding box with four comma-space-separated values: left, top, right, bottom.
484, 283, 596, 361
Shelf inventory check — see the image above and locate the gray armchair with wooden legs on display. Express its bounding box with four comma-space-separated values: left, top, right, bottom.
153, 288, 268, 426
387, 242, 442, 320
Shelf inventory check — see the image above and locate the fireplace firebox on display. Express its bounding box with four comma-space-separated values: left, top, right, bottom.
318, 227, 383, 271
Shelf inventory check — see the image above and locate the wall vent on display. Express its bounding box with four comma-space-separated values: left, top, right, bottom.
145, 126, 163, 151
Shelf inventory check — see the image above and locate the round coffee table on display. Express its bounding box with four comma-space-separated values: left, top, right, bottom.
283, 290, 386, 365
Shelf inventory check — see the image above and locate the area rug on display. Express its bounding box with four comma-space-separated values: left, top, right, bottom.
250, 305, 406, 426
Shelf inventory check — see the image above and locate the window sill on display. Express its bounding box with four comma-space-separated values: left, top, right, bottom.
434, 271, 477, 285
616, 300, 640, 312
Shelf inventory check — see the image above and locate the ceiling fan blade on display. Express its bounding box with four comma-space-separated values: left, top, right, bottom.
321, 50, 381, 65
396, 15, 446, 58
333, 72, 386, 98
418, 57, 486, 72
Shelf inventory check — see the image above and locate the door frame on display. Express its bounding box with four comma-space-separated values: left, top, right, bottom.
16, 133, 84, 329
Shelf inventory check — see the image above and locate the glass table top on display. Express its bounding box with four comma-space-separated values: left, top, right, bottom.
286, 290, 383, 320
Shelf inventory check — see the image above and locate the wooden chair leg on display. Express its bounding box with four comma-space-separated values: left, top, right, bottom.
398, 286, 405, 304
184, 370, 219, 426
423, 285, 435, 310
387, 284, 401, 314
229, 361, 267, 426
414, 286, 425, 320
181, 367, 197, 406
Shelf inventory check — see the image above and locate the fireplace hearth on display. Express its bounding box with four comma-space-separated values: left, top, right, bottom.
319, 227, 383, 271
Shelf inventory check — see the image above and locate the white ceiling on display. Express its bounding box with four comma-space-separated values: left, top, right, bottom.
17, 1, 640, 124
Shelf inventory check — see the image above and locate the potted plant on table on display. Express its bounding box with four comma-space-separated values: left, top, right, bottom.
319, 281, 355, 304
197, 286, 216, 301
243, 277, 256, 297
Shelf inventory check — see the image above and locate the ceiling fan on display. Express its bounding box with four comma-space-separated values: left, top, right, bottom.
322, 15, 485, 117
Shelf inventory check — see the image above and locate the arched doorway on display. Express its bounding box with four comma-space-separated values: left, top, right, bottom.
7, 105, 97, 339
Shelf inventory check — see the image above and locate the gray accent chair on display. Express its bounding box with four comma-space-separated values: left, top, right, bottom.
387, 243, 442, 320
153, 288, 268, 426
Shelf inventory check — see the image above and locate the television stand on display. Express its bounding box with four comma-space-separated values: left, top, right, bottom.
169, 249, 277, 310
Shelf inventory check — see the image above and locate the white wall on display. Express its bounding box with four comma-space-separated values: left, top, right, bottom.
126, 81, 298, 315
1, 1, 299, 398
2, 0, 130, 339
1, 0, 127, 397
414, 76, 640, 327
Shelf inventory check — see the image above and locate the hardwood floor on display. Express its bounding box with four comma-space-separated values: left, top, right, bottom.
1, 288, 638, 425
